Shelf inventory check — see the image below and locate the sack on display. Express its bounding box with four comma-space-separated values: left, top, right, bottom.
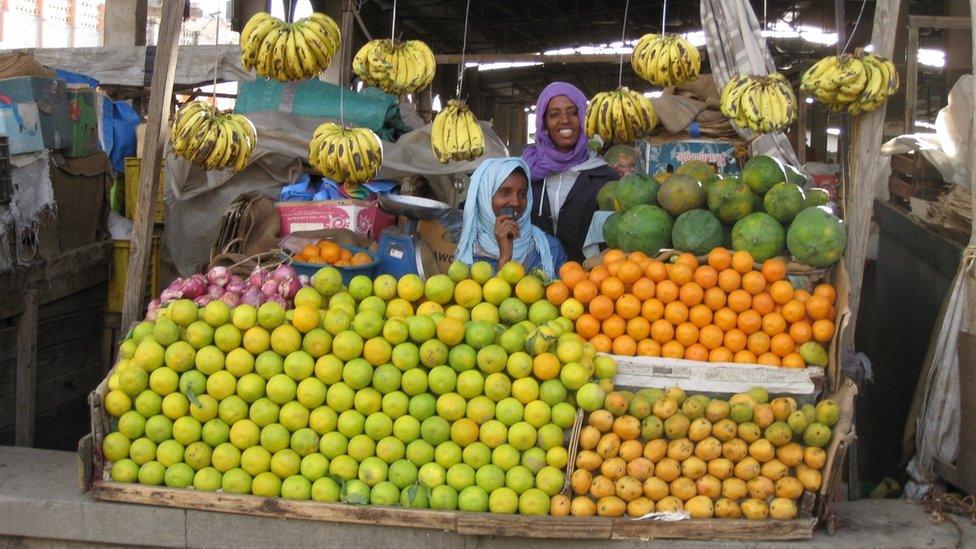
210, 191, 280, 263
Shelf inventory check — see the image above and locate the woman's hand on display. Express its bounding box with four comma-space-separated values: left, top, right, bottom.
494, 215, 520, 264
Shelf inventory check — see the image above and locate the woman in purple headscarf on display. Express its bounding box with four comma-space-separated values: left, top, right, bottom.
522, 82, 618, 263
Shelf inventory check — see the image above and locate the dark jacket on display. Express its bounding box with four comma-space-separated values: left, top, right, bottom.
530, 164, 618, 263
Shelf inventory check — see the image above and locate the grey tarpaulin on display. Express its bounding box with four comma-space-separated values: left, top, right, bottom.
700, 0, 801, 166
0, 150, 55, 272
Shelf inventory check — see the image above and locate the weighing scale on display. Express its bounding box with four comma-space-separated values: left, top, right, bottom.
376, 194, 453, 280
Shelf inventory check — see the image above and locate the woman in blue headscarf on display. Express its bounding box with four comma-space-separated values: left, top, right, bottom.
455, 158, 567, 279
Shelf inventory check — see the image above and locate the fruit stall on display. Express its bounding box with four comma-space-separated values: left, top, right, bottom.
0, 0, 971, 544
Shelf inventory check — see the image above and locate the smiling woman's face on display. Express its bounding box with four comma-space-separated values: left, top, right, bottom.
545, 95, 580, 152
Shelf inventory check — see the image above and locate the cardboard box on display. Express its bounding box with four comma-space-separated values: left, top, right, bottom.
0, 76, 71, 150
66, 87, 100, 158
417, 209, 463, 275
636, 138, 743, 176
276, 199, 395, 240
0, 101, 44, 155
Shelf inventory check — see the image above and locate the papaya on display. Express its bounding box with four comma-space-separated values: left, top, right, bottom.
614, 173, 660, 212
731, 212, 785, 262
741, 155, 786, 195
616, 205, 673, 255
786, 206, 846, 267
707, 177, 753, 223
603, 212, 623, 249
672, 210, 724, 255
657, 174, 704, 216
675, 160, 717, 182
763, 182, 805, 222
597, 180, 621, 211
803, 188, 830, 208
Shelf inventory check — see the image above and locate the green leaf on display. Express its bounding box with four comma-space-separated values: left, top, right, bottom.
185, 384, 202, 408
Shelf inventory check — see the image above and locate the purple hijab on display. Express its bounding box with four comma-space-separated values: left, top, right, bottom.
522, 82, 591, 180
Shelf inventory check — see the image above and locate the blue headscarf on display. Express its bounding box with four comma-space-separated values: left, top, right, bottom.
456, 158, 556, 279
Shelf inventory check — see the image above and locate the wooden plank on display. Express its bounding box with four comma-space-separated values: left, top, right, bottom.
841, 0, 902, 350
1, 363, 102, 432
609, 518, 816, 541
908, 15, 972, 29
0, 241, 111, 320
14, 288, 38, 446
120, 1, 183, 331
904, 27, 919, 134
455, 513, 611, 539
0, 323, 103, 397
435, 52, 630, 65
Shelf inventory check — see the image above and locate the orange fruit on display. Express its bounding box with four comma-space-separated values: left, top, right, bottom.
769, 280, 794, 305
589, 295, 615, 321
713, 308, 738, 331
781, 353, 806, 369
684, 343, 709, 361
308, 256, 329, 264
760, 258, 787, 283
709, 347, 734, 363
793, 289, 811, 303
741, 271, 767, 295
644, 261, 668, 282
300, 244, 320, 260
632, 278, 656, 301
562, 268, 586, 290
661, 341, 685, 359
335, 259, 351, 266
679, 283, 704, 307
656, 280, 679, 304
727, 290, 752, 313
734, 350, 758, 364
788, 321, 812, 344
602, 315, 626, 339
737, 310, 762, 335
746, 332, 771, 355
626, 317, 651, 340
318, 241, 342, 263
576, 314, 601, 339
637, 339, 661, 357
770, 333, 795, 358
669, 263, 694, 286
814, 284, 837, 304
340, 248, 353, 261
351, 252, 373, 265
723, 329, 747, 352
664, 301, 689, 325
641, 299, 665, 321
805, 295, 832, 320
560, 261, 583, 280
731, 250, 755, 274
650, 319, 675, 344
675, 252, 700, 269
628, 251, 650, 264
591, 334, 612, 353
812, 319, 835, 342
750, 292, 775, 316
616, 294, 642, 320
699, 325, 724, 350
703, 287, 727, 311
757, 352, 781, 367
589, 266, 610, 287
694, 266, 719, 289
574, 280, 599, 304
782, 300, 807, 323
761, 313, 787, 336
618, 261, 643, 284
612, 335, 638, 356
600, 277, 626, 300
717, 269, 742, 293
547, 281, 570, 305
688, 304, 713, 328
603, 250, 625, 265
675, 323, 700, 347
708, 247, 732, 270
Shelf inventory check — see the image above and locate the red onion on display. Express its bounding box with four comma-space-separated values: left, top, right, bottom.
271, 263, 297, 281
193, 295, 212, 306
207, 266, 231, 287
279, 277, 302, 300
226, 279, 246, 294
260, 279, 280, 297
166, 278, 186, 292
248, 267, 268, 287
182, 276, 206, 299
219, 292, 241, 307
207, 284, 225, 299
241, 287, 265, 306
298, 274, 310, 286
145, 299, 161, 321
265, 293, 287, 307
159, 288, 182, 303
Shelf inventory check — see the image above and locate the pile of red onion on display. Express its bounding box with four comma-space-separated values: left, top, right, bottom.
146, 264, 309, 320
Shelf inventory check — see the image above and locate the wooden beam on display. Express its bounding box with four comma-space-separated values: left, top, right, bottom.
15, 288, 38, 446
966, 1, 976, 334
842, 0, 902, 350
908, 15, 972, 29
339, 0, 355, 85
434, 53, 632, 65
120, 0, 184, 330
904, 26, 918, 134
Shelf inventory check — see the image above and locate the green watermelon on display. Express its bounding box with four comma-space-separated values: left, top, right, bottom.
616, 205, 673, 255
787, 207, 847, 267
804, 188, 830, 208
731, 212, 786, 262
675, 160, 717, 182
614, 173, 660, 212
763, 182, 806, 222
597, 180, 620, 211
603, 212, 623, 249
707, 177, 753, 223
741, 155, 786, 195
672, 210, 724, 255
657, 174, 704, 216
783, 164, 808, 187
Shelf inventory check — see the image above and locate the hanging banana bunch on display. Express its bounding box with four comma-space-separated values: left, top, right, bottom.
430, 101, 485, 164
800, 53, 899, 116
353, 39, 436, 96
631, 33, 701, 87
171, 101, 256, 172
720, 73, 798, 134
308, 123, 383, 185
584, 87, 659, 144
240, 11, 340, 82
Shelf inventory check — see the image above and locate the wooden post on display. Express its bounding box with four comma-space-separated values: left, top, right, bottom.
339, 0, 355, 86
841, 0, 902, 349
904, 26, 919, 134
120, 1, 184, 330
966, 2, 976, 333
15, 288, 38, 446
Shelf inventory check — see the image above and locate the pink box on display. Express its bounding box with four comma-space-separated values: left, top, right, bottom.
276, 199, 395, 241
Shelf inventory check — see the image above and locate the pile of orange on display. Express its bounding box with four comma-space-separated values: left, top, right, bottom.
545, 248, 838, 368
293, 240, 373, 267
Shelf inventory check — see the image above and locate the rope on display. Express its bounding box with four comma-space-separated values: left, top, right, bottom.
661, 0, 667, 34
843, 0, 869, 54
915, 489, 976, 549
211, 11, 219, 104
617, 0, 631, 88
390, 0, 398, 43
963, 245, 976, 277
455, 0, 472, 98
